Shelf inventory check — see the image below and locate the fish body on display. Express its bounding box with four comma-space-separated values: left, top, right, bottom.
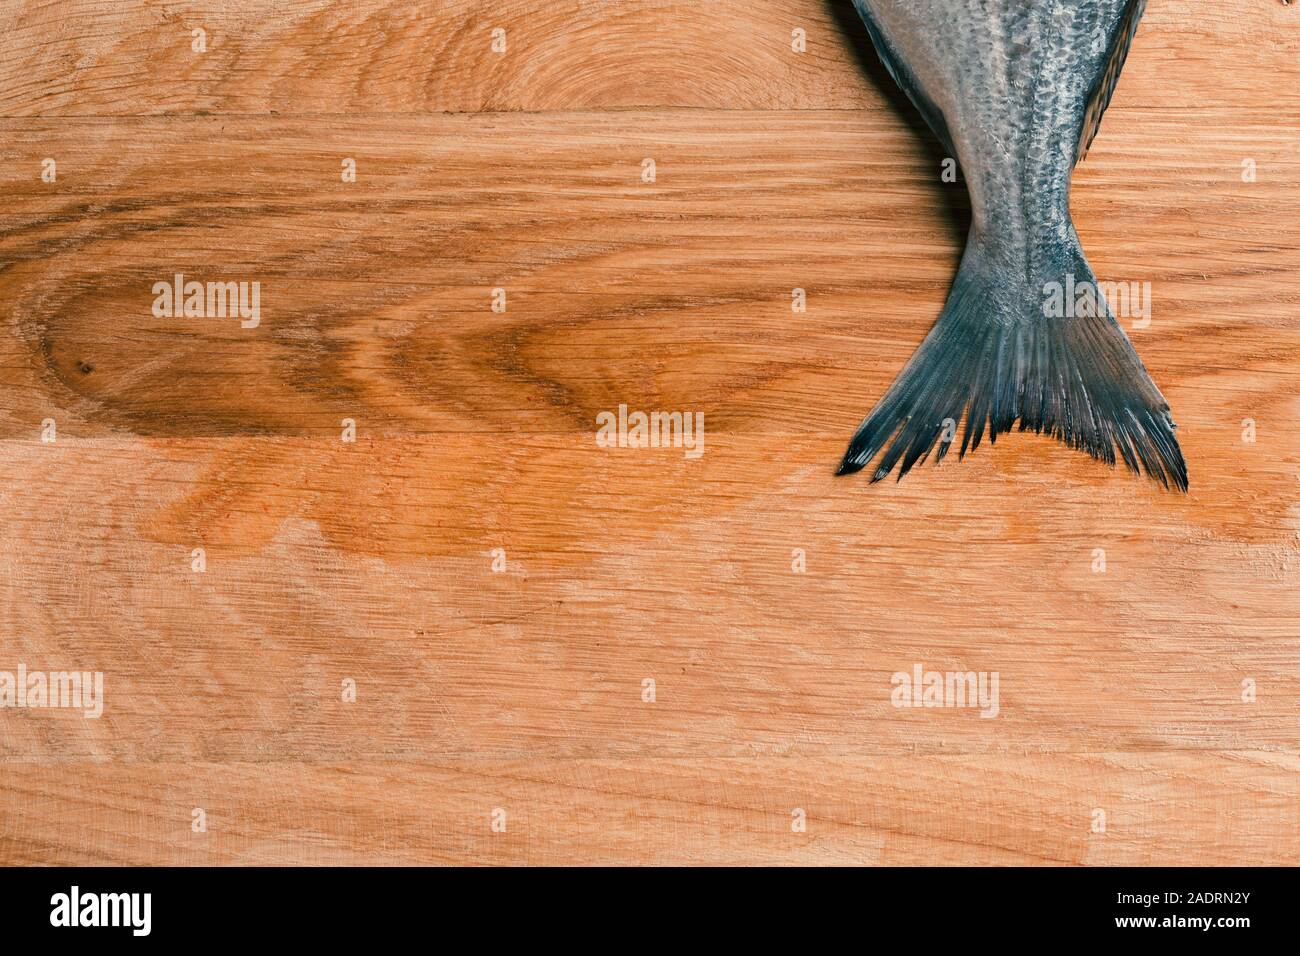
840, 0, 1186, 490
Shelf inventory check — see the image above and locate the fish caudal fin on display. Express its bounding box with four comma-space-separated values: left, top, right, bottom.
837, 241, 1186, 491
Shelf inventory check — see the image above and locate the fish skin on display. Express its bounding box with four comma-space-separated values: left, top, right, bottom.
840, 0, 1187, 490
856, 0, 1120, 251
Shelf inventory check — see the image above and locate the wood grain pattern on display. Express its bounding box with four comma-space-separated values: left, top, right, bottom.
0, 0, 1294, 115
3, 754, 1298, 865
0, 0, 1297, 866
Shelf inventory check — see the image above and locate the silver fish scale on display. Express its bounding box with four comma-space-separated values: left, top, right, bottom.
855, 0, 1130, 277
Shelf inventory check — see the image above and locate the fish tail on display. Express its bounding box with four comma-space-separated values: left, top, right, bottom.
837, 238, 1186, 491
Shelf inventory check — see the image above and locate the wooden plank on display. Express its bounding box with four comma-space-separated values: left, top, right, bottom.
1, 754, 1296, 865
0, 432, 1296, 761
1, 110, 1296, 441
0, 0, 1294, 116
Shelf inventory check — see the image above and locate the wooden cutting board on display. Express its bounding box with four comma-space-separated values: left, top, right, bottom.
0, 0, 1296, 865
